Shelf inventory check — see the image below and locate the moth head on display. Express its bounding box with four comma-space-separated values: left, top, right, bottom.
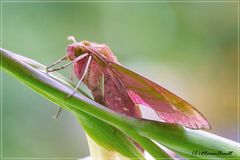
66, 36, 89, 60
66, 36, 118, 63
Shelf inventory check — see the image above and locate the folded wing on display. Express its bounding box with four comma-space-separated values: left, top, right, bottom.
103, 59, 210, 129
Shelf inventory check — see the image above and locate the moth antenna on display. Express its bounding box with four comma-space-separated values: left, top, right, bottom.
81, 45, 107, 61
46, 55, 68, 72
68, 36, 77, 43
47, 53, 88, 72
66, 55, 92, 98
82, 45, 95, 54
53, 107, 62, 119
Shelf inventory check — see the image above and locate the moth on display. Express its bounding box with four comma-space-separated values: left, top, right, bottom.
47, 36, 210, 129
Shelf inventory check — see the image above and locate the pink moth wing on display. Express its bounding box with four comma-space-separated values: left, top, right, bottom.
93, 54, 210, 129
110, 62, 209, 129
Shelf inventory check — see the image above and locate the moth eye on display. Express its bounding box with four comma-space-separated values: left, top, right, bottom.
75, 47, 84, 56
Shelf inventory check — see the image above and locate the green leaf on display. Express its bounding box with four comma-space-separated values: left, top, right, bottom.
1, 48, 239, 159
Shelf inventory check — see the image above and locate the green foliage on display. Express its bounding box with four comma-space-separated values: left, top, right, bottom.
1, 48, 239, 159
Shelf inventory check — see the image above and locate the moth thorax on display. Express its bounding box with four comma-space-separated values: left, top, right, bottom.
82, 40, 91, 46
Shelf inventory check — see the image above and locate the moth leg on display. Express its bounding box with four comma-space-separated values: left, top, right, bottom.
48, 53, 88, 72
70, 65, 75, 82
53, 107, 62, 119
46, 55, 68, 72
66, 55, 92, 98
47, 60, 75, 72
100, 72, 105, 97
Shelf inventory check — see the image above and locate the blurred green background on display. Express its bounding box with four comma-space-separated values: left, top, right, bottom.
1, 1, 238, 159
